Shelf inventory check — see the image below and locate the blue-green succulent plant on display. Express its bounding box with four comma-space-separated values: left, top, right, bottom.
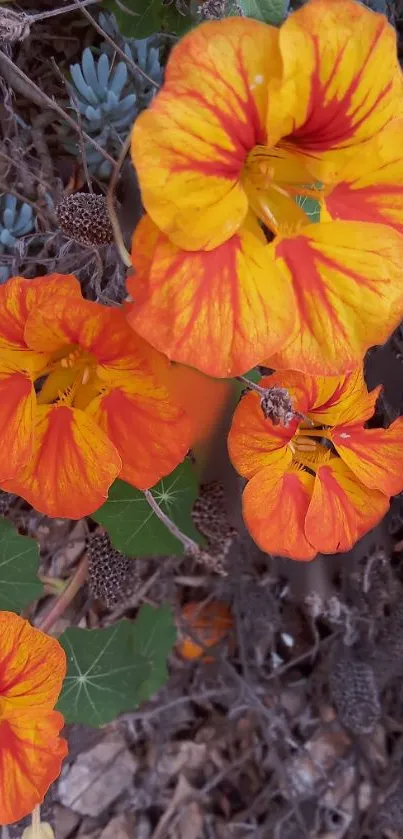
65, 25, 163, 179
0, 194, 35, 283
67, 47, 137, 178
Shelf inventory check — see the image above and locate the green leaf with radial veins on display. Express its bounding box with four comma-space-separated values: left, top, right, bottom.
0, 518, 43, 611
57, 605, 176, 726
239, 0, 289, 24
92, 460, 203, 557
102, 0, 192, 38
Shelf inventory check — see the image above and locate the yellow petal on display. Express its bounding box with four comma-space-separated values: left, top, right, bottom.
131, 18, 282, 249
128, 215, 295, 378
271, 0, 403, 179
269, 221, 403, 375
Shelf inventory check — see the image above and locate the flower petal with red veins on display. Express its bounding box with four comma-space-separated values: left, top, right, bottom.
274, 0, 403, 175
0, 274, 81, 353
305, 458, 389, 554
0, 710, 67, 825
332, 418, 403, 497
25, 289, 168, 376
0, 370, 35, 481
268, 221, 403, 375
128, 215, 295, 378
132, 18, 282, 250
90, 381, 191, 490
242, 463, 316, 560
2, 405, 121, 518
307, 368, 380, 426
228, 384, 297, 480
323, 120, 403, 233
0, 611, 66, 710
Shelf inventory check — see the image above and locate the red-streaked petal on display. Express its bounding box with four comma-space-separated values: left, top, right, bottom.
2, 405, 121, 518
132, 18, 282, 250
307, 368, 381, 426
89, 380, 191, 490
0, 612, 66, 709
0, 370, 35, 481
305, 458, 389, 554
0, 274, 81, 352
128, 215, 295, 378
228, 383, 296, 480
323, 119, 403, 233
332, 418, 403, 496
274, 0, 403, 174
0, 710, 67, 825
242, 464, 316, 560
268, 221, 403, 375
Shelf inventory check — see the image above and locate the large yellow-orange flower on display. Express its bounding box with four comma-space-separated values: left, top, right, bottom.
128, 0, 403, 378
228, 369, 403, 560
0, 612, 67, 825
0, 274, 192, 518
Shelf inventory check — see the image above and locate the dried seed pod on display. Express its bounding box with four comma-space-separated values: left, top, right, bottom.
192, 482, 237, 575
178, 600, 233, 661
329, 644, 381, 735
0, 9, 30, 43
56, 193, 115, 247
260, 387, 295, 426
87, 531, 140, 608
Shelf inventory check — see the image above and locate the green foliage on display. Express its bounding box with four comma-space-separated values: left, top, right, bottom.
103, 0, 191, 39
295, 193, 321, 223
239, 0, 289, 24
57, 605, 176, 726
92, 461, 202, 556
0, 518, 42, 612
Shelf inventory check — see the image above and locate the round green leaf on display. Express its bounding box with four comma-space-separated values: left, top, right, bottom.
57, 605, 176, 726
239, 0, 289, 24
92, 460, 203, 556
0, 518, 42, 612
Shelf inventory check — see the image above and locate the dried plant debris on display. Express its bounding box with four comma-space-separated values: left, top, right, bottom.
329, 643, 381, 735
87, 530, 140, 608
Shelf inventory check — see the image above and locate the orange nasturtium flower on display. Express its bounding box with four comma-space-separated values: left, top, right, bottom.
128, 0, 403, 378
0, 612, 67, 825
0, 274, 192, 519
228, 369, 403, 561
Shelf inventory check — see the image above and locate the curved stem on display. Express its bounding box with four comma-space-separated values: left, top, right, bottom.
144, 490, 200, 555
38, 555, 88, 635
107, 131, 132, 268
31, 0, 99, 21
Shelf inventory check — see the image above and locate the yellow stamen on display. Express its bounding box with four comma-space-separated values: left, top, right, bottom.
81, 366, 91, 386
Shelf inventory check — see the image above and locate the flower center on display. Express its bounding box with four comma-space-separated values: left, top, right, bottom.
35, 345, 102, 410
242, 145, 319, 236
288, 426, 333, 474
